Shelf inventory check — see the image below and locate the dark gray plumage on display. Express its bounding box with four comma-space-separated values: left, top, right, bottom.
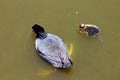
32, 24, 73, 68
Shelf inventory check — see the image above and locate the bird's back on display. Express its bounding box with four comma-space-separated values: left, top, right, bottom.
35, 34, 70, 66
86, 27, 99, 36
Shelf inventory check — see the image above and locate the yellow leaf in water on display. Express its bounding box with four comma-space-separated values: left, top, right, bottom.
37, 69, 56, 76
66, 43, 73, 57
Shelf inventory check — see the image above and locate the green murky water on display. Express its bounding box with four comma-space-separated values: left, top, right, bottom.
0, 0, 120, 80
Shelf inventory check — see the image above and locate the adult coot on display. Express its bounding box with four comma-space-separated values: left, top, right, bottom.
32, 24, 73, 68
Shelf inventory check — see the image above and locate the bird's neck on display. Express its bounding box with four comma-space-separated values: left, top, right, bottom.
36, 33, 47, 39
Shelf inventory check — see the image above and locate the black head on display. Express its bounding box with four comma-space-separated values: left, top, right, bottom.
32, 24, 45, 34
32, 24, 47, 39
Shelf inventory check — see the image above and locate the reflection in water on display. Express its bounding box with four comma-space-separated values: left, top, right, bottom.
66, 43, 73, 57
57, 67, 73, 75
37, 67, 73, 77
37, 68, 56, 76
96, 35, 103, 42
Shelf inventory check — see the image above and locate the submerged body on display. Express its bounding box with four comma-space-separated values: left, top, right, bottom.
32, 24, 73, 68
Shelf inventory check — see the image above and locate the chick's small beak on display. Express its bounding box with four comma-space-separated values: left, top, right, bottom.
77, 24, 80, 30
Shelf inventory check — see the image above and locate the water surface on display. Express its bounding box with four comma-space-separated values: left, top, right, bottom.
0, 0, 120, 80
